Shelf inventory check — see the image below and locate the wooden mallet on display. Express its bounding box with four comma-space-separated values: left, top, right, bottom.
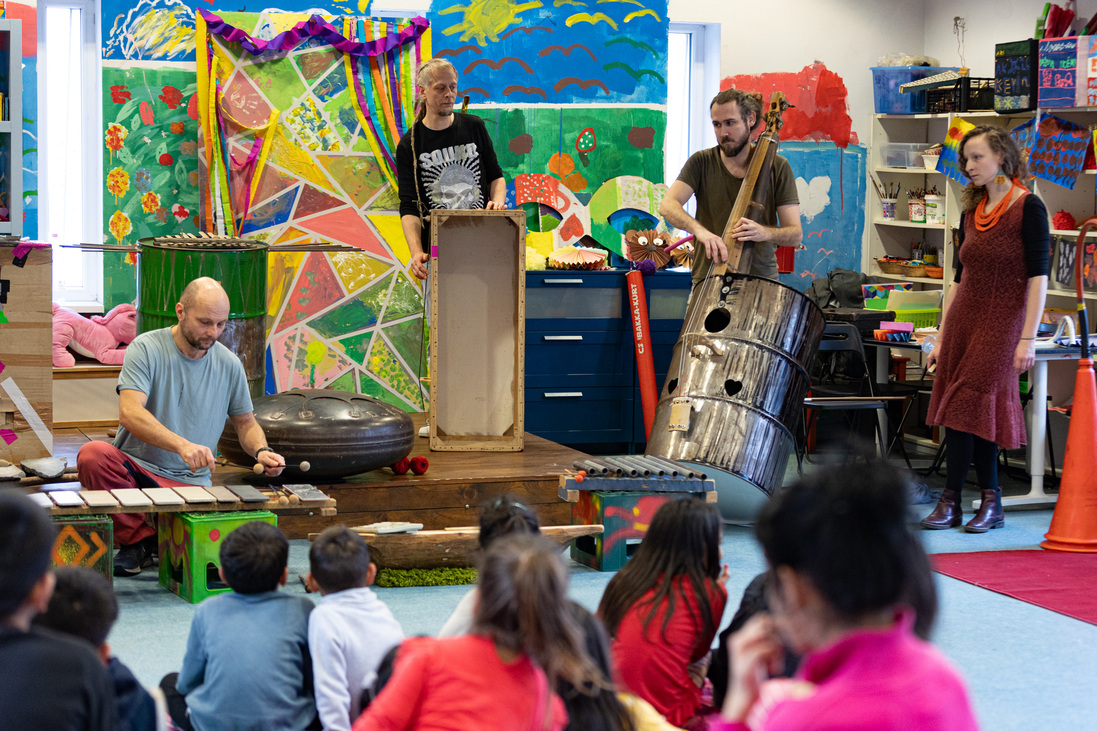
254, 460, 311, 475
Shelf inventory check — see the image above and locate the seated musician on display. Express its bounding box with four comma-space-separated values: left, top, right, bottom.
76, 277, 286, 577
659, 88, 803, 283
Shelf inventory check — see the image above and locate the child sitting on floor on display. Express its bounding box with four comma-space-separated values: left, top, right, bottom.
437, 495, 541, 637
164, 521, 316, 731
34, 566, 165, 731
307, 525, 404, 731
353, 533, 601, 730
0, 490, 117, 729
598, 498, 729, 728
561, 602, 683, 731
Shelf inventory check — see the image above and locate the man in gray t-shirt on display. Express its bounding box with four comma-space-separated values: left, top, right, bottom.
76, 277, 287, 577
660, 87, 802, 283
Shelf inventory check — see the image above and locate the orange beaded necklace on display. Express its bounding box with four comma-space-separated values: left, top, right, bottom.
974, 178, 1025, 232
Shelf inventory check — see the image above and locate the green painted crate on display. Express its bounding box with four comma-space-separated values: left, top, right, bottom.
158, 511, 277, 603
570, 491, 692, 571
52, 515, 113, 585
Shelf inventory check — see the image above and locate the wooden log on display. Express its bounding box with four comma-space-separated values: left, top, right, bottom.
313, 524, 604, 570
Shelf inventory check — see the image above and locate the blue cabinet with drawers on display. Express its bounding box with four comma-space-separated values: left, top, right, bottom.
524, 270, 690, 451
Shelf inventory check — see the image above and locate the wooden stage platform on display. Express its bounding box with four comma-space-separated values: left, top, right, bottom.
52, 414, 589, 539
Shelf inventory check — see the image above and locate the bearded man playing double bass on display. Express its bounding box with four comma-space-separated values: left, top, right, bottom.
660, 88, 802, 283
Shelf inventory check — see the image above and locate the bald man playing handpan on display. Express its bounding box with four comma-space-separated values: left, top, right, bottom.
77, 277, 286, 576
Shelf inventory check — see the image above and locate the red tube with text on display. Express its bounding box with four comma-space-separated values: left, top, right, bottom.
627, 270, 657, 440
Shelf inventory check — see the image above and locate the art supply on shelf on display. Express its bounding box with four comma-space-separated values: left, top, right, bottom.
925, 194, 946, 225
881, 198, 897, 219
908, 198, 926, 223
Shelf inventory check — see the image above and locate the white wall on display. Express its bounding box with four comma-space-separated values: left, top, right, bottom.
924, 0, 1097, 77
667, 0, 928, 145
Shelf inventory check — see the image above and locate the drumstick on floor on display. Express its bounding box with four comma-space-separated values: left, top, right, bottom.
253, 460, 311, 475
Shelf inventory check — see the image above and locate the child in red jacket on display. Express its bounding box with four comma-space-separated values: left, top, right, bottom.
599, 499, 728, 727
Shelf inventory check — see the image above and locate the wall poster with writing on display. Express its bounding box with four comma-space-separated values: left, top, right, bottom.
1038, 38, 1086, 108
995, 39, 1038, 112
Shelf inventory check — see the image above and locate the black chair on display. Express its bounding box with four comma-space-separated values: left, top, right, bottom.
799, 322, 913, 469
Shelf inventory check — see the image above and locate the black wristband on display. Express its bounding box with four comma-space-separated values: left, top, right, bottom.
255, 446, 273, 458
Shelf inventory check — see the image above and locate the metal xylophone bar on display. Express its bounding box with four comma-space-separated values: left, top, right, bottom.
642, 456, 681, 477
602, 456, 640, 477
587, 457, 623, 475
617, 455, 655, 476
573, 459, 609, 476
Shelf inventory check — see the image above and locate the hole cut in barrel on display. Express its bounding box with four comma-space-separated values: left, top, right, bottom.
704, 308, 731, 333
667, 378, 678, 393
724, 379, 743, 397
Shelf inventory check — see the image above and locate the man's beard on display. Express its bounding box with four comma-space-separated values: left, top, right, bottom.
182, 325, 215, 351
719, 135, 749, 158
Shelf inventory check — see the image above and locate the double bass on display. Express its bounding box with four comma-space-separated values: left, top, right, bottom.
645, 92, 826, 522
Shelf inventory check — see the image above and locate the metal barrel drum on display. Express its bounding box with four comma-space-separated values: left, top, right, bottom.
137, 239, 268, 397
646, 274, 825, 522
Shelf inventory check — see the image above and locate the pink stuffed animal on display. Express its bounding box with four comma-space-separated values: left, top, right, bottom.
52, 303, 139, 367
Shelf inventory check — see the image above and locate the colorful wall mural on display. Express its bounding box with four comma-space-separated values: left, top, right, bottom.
102, 64, 202, 306
722, 64, 867, 289
99, 0, 671, 407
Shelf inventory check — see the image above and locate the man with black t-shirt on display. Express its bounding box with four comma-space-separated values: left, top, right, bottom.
396, 58, 507, 281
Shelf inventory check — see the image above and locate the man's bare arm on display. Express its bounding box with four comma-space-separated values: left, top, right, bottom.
118, 389, 215, 473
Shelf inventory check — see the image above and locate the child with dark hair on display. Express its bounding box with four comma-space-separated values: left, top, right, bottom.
562, 602, 683, 731
166, 521, 316, 731
437, 495, 540, 637
714, 461, 976, 731
307, 525, 404, 731
354, 533, 599, 730
598, 498, 728, 728
0, 490, 117, 729
34, 566, 162, 731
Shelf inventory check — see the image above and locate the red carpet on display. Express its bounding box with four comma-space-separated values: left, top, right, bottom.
932, 550, 1097, 625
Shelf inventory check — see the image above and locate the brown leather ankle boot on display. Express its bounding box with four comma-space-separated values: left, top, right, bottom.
920, 488, 962, 529
965, 488, 1004, 533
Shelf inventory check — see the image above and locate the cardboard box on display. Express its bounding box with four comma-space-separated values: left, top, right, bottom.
0, 243, 53, 462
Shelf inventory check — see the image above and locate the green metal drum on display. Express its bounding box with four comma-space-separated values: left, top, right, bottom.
137, 240, 268, 397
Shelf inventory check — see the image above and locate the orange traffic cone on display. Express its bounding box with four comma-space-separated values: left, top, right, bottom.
1042, 359, 1097, 552
1044, 219, 1097, 552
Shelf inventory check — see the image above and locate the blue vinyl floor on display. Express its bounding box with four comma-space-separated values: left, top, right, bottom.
107, 453, 1097, 730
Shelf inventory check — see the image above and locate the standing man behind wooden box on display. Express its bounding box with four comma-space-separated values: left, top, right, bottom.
396, 58, 508, 437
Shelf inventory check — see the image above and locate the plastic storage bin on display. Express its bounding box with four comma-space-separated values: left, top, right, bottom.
871, 67, 958, 114
891, 308, 940, 328
881, 142, 929, 168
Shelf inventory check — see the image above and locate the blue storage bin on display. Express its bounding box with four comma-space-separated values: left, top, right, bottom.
871, 67, 958, 114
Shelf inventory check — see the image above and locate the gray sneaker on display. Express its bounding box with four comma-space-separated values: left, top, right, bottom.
113, 535, 157, 577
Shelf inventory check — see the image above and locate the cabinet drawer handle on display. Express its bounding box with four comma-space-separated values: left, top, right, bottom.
543, 335, 584, 341
544, 391, 583, 398
543, 279, 585, 285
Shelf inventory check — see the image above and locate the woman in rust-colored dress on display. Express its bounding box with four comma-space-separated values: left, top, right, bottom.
922, 125, 1048, 533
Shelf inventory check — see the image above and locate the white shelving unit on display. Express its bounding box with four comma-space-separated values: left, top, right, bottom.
0, 19, 22, 237
864, 109, 1097, 314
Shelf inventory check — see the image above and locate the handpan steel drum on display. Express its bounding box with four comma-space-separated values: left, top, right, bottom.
646, 274, 825, 522
137, 239, 268, 397
218, 389, 415, 481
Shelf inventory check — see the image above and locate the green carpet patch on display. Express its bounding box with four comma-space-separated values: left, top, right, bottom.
375, 567, 478, 588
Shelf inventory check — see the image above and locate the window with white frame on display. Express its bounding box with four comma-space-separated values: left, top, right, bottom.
665, 22, 721, 209
43, 0, 103, 310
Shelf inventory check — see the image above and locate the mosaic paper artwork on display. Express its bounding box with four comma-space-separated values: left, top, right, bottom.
202, 12, 428, 409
